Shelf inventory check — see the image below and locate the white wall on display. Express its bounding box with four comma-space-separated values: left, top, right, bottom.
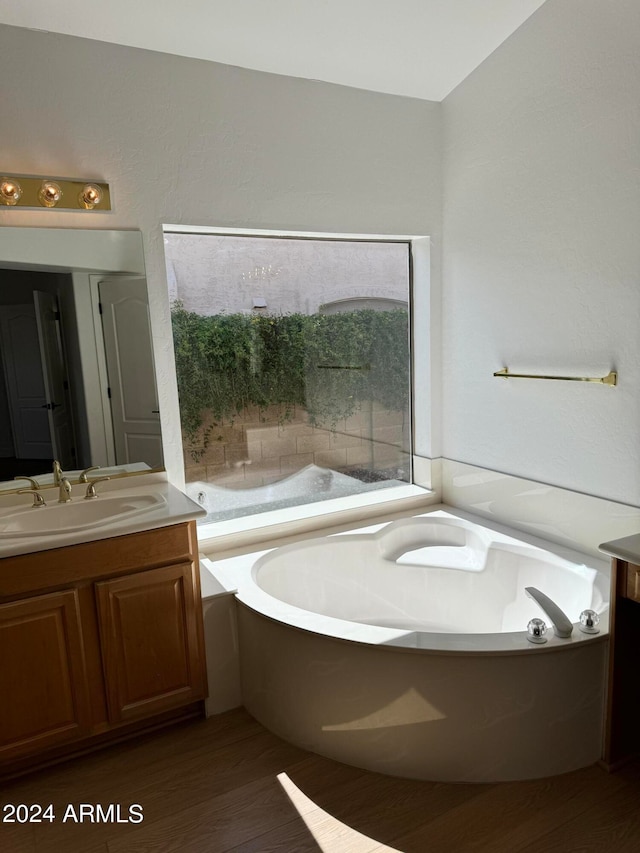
0, 25, 442, 485
442, 0, 640, 506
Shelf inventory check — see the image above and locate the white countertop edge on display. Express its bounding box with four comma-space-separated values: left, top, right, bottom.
599, 532, 640, 565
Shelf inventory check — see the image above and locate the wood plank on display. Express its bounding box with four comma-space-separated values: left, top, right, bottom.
286, 768, 484, 847
0, 821, 36, 853
225, 817, 321, 852
29, 731, 308, 851
513, 784, 640, 852
393, 763, 628, 852
106, 775, 304, 853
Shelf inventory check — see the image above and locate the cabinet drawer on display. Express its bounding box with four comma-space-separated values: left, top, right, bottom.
0, 522, 197, 598
624, 563, 640, 603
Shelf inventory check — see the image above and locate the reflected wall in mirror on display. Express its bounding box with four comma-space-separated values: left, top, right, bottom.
0, 227, 163, 492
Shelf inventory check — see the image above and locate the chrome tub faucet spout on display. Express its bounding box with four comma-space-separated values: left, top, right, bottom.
525, 587, 573, 638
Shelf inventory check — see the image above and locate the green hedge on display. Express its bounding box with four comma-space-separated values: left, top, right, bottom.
171, 302, 410, 448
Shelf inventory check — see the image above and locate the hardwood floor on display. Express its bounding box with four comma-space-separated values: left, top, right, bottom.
1, 708, 640, 853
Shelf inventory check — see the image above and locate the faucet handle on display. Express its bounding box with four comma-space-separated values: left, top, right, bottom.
84, 476, 110, 499
526, 618, 548, 644
14, 476, 40, 490
79, 466, 100, 483
17, 488, 47, 507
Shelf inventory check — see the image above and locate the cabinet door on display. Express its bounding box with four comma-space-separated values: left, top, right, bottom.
96, 563, 207, 723
0, 590, 91, 763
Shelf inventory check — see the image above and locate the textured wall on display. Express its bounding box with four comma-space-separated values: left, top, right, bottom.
442, 0, 640, 505
0, 25, 441, 485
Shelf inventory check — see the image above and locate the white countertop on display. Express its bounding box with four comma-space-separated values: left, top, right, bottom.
599, 532, 640, 565
0, 473, 206, 559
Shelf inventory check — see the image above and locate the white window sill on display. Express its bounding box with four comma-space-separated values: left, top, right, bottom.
196, 483, 437, 556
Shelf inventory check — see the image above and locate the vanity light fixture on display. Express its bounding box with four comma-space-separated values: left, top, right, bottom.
0, 173, 111, 211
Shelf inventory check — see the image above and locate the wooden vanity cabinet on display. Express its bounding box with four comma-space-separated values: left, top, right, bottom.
0, 521, 207, 777
603, 559, 640, 768
621, 561, 640, 603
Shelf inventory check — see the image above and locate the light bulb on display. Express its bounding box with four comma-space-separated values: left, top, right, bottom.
38, 181, 63, 208
0, 178, 22, 205
79, 183, 102, 209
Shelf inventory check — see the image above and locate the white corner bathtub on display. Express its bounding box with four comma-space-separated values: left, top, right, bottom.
204, 507, 610, 782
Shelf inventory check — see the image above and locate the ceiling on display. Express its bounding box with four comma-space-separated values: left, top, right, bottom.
0, 0, 548, 101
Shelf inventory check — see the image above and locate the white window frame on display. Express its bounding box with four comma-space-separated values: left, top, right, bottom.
162, 225, 439, 552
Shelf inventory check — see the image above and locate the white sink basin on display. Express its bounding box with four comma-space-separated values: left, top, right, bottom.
0, 493, 166, 538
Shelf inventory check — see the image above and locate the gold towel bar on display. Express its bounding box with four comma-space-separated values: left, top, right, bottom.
493, 368, 617, 386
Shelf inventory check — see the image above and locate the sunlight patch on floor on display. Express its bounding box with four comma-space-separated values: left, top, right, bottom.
277, 772, 403, 853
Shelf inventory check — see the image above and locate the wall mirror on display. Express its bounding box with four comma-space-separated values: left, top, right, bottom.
0, 227, 163, 493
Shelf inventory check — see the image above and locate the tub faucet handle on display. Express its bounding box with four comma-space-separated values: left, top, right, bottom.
526, 618, 548, 644
579, 610, 600, 634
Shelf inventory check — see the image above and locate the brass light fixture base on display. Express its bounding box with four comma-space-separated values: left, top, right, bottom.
0, 174, 111, 211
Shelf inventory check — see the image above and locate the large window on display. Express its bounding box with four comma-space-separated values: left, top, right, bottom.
164, 231, 412, 523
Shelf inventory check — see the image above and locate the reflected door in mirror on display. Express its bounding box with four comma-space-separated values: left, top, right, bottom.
34, 291, 75, 466
99, 277, 162, 469
0, 304, 55, 461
